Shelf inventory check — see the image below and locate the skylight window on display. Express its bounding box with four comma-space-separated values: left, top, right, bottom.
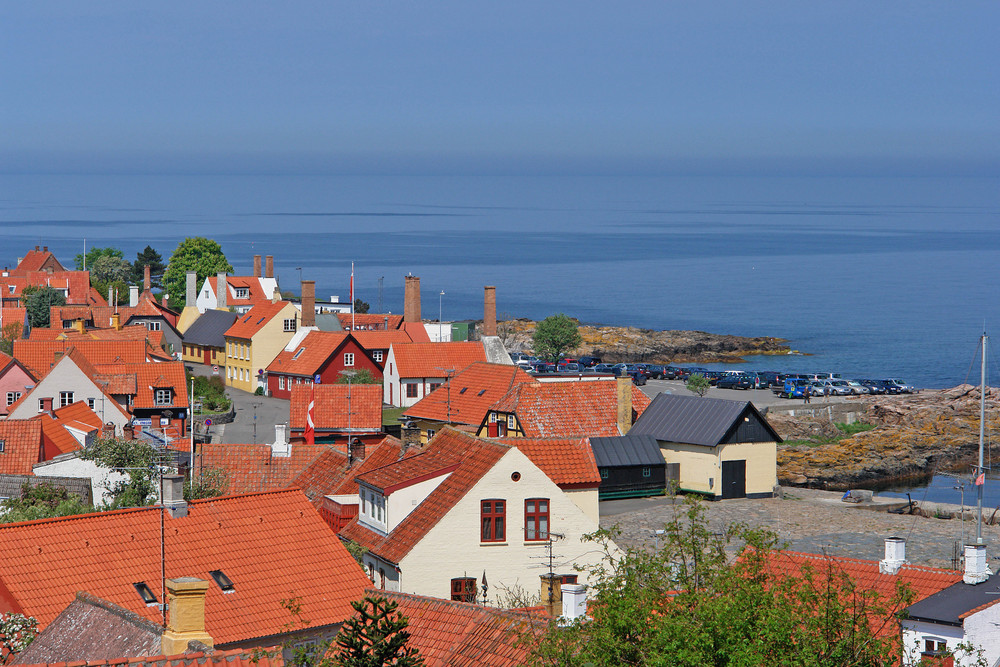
459, 387, 467, 394
209, 569, 235, 593
292, 348, 305, 360
478, 389, 486, 396
256, 317, 265, 325
243, 314, 252, 322
133, 582, 158, 605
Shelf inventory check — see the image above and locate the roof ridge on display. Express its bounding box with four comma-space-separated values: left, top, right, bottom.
186, 487, 302, 505
0, 504, 155, 530
773, 549, 961, 575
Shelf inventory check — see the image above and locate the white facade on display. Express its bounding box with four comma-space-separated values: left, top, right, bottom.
8, 356, 130, 430
902, 607, 1000, 667
382, 345, 447, 408
362, 448, 614, 601
33, 453, 130, 508
425, 322, 452, 343
196, 276, 279, 314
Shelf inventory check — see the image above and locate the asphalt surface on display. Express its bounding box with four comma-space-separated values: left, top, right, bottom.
186, 363, 290, 445
639, 377, 851, 410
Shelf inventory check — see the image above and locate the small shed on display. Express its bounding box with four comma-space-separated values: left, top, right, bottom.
629, 394, 780, 499
588, 435, 673, 500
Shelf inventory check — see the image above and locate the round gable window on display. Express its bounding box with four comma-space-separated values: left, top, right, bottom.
511, 472, 521, 482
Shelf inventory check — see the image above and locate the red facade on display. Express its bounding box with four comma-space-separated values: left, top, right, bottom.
267, 337, 382, 399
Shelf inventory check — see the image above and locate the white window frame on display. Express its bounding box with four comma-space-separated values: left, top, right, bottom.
87, 398, 96, 410
507, 414, 516, 430
6, 392, 20, 406
344, 353, 355, 367
146, 320, 161, 331
235, 287, 249, 299
59, 391, 74, 407
154, 389, 172, 406
279, 376, 285, 389
283, 318, 296, 333
373, 350, 383, 362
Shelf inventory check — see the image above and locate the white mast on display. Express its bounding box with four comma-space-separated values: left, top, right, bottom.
978, 332, 987, 544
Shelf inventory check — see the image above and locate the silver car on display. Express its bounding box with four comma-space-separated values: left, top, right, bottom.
844, 380, 870, 395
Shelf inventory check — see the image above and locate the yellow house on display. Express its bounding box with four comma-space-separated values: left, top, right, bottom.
628, 393, 780, 499
223, 300, 300, 393
180, 310, 238, 367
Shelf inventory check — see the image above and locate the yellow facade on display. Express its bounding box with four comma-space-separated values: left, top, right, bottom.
223, 302, 299, 394
658, 440, 777, 498
181, 343, 226, 367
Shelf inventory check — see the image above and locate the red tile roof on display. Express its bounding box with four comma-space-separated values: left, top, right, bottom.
288, 384, 382, 432
5, 271, 91, 305
267, 331, 348, 376
32, 401, 104, 460
1, 307, 27, 329
15, 648, 284, 667
0, 489, 371, 644
404, 362, 534, 426
0, 420, 44, 474
491, 380, 651, 438
345, 589, 547, 667
287, 447, 352, 505
290, 437, 419, 504
13, 340, 148, 377
498, 437, 601, 488
92, 361, 188, 409
14, 249, 65, 273
351, 330, 416, 351
337, 313, 403, 331
391, 342, 487, 379
224, 301, 292, 339
208, 275, 271, 307
198, 443, 333, 495
339, 429, 509, 564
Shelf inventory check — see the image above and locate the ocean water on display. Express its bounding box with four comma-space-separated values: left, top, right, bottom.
2, 171, 999, 389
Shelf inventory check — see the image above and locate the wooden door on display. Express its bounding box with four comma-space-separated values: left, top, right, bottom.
721, 460, 746, 499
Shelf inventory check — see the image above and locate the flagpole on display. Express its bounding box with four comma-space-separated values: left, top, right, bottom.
351, 262, 355, 331
977, 332, 987, 543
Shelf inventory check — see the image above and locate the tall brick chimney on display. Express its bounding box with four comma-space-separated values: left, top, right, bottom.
483, 286, 497, 337
265, 255, 274, 279
253, 254, 262, 278
186, 271, 197, 306
143, 265, 151, 292
161, 578, 213, 655
216, 273, 227, 309
301, 280, 316, 328
540, 573, 563, 618
616, 375, 633, 435
404, 275, 421, 323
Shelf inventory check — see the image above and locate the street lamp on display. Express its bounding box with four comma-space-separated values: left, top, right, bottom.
438, 290, 445, 342
296, 267, 303, 284
339, 370, 357, 450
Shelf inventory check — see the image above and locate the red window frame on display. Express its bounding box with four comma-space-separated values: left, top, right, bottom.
451, 577, 477, 603
406, 383, 418, 398
481, 499, 506, 542
524, 498, 549, 541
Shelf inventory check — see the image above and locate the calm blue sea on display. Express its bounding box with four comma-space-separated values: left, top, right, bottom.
2, 171, 999, 389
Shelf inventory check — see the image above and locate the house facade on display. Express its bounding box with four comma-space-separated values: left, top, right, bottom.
0, 354, 35, 417
223, 300, 300, 393
382, 342, 489, 408
266, 331, 382, 399
180, 309, 237, 367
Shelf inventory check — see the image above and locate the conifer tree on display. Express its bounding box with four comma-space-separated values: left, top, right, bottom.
332, 596, 424, 667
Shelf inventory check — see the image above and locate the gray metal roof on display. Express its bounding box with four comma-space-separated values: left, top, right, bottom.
181, 310, 238, 347
315, 314, 344, 331
0, 474, 93, 505
628, 393, 780, 447
905, 575, 1000, 626
589, 435, 664, 468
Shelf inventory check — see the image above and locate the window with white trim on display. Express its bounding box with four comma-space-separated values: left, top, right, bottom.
6, 392, 20, 406
59, 391, 74, 407
146, 320, 161, 331
279, 376, 285, 389
235, 287, 249, 299
344, 353, 355, 366
372, 350, 383, 362
88, 398, 96, 410
507, 414, 516, 430
283, 318, 296, 332
154, 389, 172, 406
38, 399, 45, 413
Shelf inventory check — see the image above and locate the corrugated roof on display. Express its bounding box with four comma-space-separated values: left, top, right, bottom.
628, 393, 781, 446
182, 310, 239, 347
588, 434, 665, 468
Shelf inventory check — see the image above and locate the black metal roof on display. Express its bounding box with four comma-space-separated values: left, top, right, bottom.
905, 574, 1000, 626
589, 435, 664, 468
628, 393, 781, 447
181, 310, 238, 347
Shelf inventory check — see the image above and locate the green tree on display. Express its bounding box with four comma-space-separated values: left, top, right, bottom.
0, 321, 22, 355
0, 483, 95, 524
23, 286, 66, 328
0, 612, 38, 664
74, 246, 124, 272
163, 238, 234, 308
335, 368, 381, 385
81, 436, 171, 509
331, 596, 424, 667
133, 245, 166, 289
353, 298, 370, 314
531, 314, 582, 362
529, 499, 916, 667
685, 373, 711, 397
184, 467, 229, 500
91, 254, 134, 286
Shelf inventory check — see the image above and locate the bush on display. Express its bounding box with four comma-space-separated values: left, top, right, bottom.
254, 387, 264, 396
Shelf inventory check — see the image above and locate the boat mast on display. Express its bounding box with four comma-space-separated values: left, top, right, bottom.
978, 332, 987, 544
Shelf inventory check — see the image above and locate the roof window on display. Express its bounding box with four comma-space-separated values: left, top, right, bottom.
478, 389, 486, 396
243, 314, 252, 322
133, 582, 158, 605
209, 569, 235, 592
292, 347, 305, 360
459, 387, 467, 394
256, 317, 265, 325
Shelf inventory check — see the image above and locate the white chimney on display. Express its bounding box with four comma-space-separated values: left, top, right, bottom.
161, 474, 188, 519
186, 271, 197, 306
560, 584, 587, 622
964, 544, 992, 585
879, 537, 907, 575
129, 285, 139, 307
272, 423, 290, 457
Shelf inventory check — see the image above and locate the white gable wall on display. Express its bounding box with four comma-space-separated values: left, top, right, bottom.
9, 357, 129, 429
33, 453, 130, 508
386, 472, 451, 532
901, 619, 967, 666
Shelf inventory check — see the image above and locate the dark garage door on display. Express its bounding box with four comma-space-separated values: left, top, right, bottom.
721, 460, 746, 499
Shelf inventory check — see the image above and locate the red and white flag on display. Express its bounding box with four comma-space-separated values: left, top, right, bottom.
976, 471, 986, 486
305, 383, 316, 446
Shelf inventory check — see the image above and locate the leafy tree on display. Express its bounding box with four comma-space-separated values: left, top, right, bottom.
335, 368, 381, 385
23, 286, 66, 328
184, 467, 229, 500
0, 321, 22, 355
163, 237, 234, 308
74, 246, 123, 272
90, 254, 134, 285
354, 298, 370, 314
529, 499, 917, 667
685, 373, 711, 397
132, 245, 165, 288
81, 436, 171, 509
0, 483, 95, 524
0, 612, 37, 664
532, 314, 582, 362
331, 596, 424, 667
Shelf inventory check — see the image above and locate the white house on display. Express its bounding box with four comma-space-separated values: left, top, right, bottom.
33, 452, 130, 508
337, 428, 615, 602
382, 342, 489, 408
196, 272, 279, 314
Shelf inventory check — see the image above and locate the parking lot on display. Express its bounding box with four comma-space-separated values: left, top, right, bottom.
638, 377, 852, 410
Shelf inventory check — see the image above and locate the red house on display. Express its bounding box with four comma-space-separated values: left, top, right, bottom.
265, 331, 382, 399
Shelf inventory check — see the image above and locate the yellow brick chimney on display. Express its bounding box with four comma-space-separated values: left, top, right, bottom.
161, 577, 213, 655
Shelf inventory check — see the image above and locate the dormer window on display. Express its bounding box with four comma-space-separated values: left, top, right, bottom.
133, 582, 158, 606
0, 439, 5, 453
235, 287, 249, 299
154, 389, 173, 406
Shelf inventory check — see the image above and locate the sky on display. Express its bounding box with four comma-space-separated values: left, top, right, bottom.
2, 1, 998, 174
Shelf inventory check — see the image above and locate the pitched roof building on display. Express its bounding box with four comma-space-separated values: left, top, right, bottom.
288, 383, 383, 447
0, 420, 44, 475
382, 342, 492, 407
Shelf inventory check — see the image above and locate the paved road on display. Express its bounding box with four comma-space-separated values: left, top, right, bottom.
186, 363, 289, 445
639, 378, 852, 410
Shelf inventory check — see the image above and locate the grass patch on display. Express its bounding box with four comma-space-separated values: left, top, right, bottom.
781, 421, 876, 448
382, 406, 406, 426
835, 421, 876, 436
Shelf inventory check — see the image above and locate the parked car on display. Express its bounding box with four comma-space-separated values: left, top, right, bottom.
884, 378, 914, 393
717, 374, 754, 390
844, 380, 870, 395
577, 356, 602, 367
825, 380, 854, 396
702, 370, 725, 385
629, 370, 647, 386
593, 363, 615, 374
857, 379, 886, 394
782, 378, 811, 398
661, 366, 683, 380
644, 364, 665, 379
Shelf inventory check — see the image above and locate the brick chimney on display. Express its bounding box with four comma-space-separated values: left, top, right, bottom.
616, 376, 633, 435
102, 422, 116, 438
161, 474, 188, 519
402, 422, 422, 449
161, 577, 213, 655
143, 265, 151, 292
265, 255, 274, 279
215, 273, 227, 309
41, 397, 54, 417
253, 255, 262, 278
123, 423, 134, 440
540, 573, 563, 618
111, 311, 122, 331
349, 437, 366, 465
186, 271, 197, 306
483, 286, 497, 337
301, 280, 316, 327
403, 275, 421, 323
73, 318, 86, 334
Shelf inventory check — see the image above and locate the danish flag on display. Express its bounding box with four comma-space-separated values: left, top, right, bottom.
305, 383, 316, 446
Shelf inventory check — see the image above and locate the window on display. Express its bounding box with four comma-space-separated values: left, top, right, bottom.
292, 347, 305, 360
154, 389, 172, 406
507, 414, 516, 430
279, 376, 285, 389
133, 582, 158, 606
283, 318, 296, 332
642, 466, 651, 478
923, 639, 947, 655
6, 392, 20, 406
560, 574, 578, 585
426, 429, 435, 440
524, 498, 549, 541
146, 320, 161, 331
0, 439, 5, 453
601, 469, 609, 479
235, 287, 249, 299
429, 382, 441, 393
209, 569, 235, 592
344, 353, 355, 366
481, 500, 505, 542
489, 412, 497, 423
451, 577, 477, 603
38, 399, 45, 413
59, 391, 74, 407
87, 398, 96, 410
373, 350, 383, 362
406, 383, 418, 398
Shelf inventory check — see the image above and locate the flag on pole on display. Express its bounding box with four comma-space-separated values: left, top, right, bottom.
305, 383, 316, 446
976, 471, 986, 486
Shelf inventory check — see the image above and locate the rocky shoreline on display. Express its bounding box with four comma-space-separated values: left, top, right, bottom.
500, 318, 793, 363
774, 385, 1000, 489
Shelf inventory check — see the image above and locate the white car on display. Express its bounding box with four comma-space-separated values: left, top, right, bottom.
826, 380, 854, 396
845, 380, 870, 395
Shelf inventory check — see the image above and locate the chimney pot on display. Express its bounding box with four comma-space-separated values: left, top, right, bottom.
161, 577, 213, 655
253, 255, 262, 278
349, 437, 366, 464
301, 280, 316, 328
215, 273, 227, 309
483, 286, 497, 337
161, 474, 188, 518
265, 255, 274, 279
879, 537, 906, 575
402, 423, 422, 448
964, 543, 992, 584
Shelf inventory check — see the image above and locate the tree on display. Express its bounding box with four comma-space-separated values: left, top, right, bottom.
0, 612, 37, 664
74, 246, 123, 272
0, 321, 22, 356
531, 314, 582, 362
331, 596, 424, 667
184, 467, 229, 500
163, 237, 234, 308
90, 254, 134, 285
685, 373, 711, 397
132, 245, 165, 289
23, 286, 66, 328
0, 483, 95, 525
81, 436, 171, 509
335, 368, 381, 385
354, 298, 370, 314
529, 499, 916, 667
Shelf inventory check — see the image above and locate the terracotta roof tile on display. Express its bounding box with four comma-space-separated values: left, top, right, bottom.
288, 448, 352, 504
0, 420, 44, 474
288, 384, 382, 432
198, 443, 333, 495
350, 330, 414, 351
224, 301, 292, 339
16, 646, 283, 667
1, 307, 27, 329
0, 489, 370, 644
339, 429, 509, 564
32, 401, 104, 459
14, 249, 64, 273
266, 331, 349, 376
14, 340, 147, 377
491, 380, 651, 438
404, 362, 533, 426
208, 275, 270, 307
292, 436, 418, 502
497, 437, 601, 487
6, 271, 90, 304
337, 313, 403, 331
92, 362, 188, 409
391, 342, 487, 379
355, 452, 460, 494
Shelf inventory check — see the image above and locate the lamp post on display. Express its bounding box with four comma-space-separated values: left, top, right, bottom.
438, 290, 445, 342
339, 370, 357, 449
296, 267, 303, 284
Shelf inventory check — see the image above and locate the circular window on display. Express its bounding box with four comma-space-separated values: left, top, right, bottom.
511, 472, 521, 482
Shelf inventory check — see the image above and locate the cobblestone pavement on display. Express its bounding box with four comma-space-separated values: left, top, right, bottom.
600, 488, 1000, 570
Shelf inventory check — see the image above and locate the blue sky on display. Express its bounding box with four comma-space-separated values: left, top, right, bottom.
3, 1, 997, 173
